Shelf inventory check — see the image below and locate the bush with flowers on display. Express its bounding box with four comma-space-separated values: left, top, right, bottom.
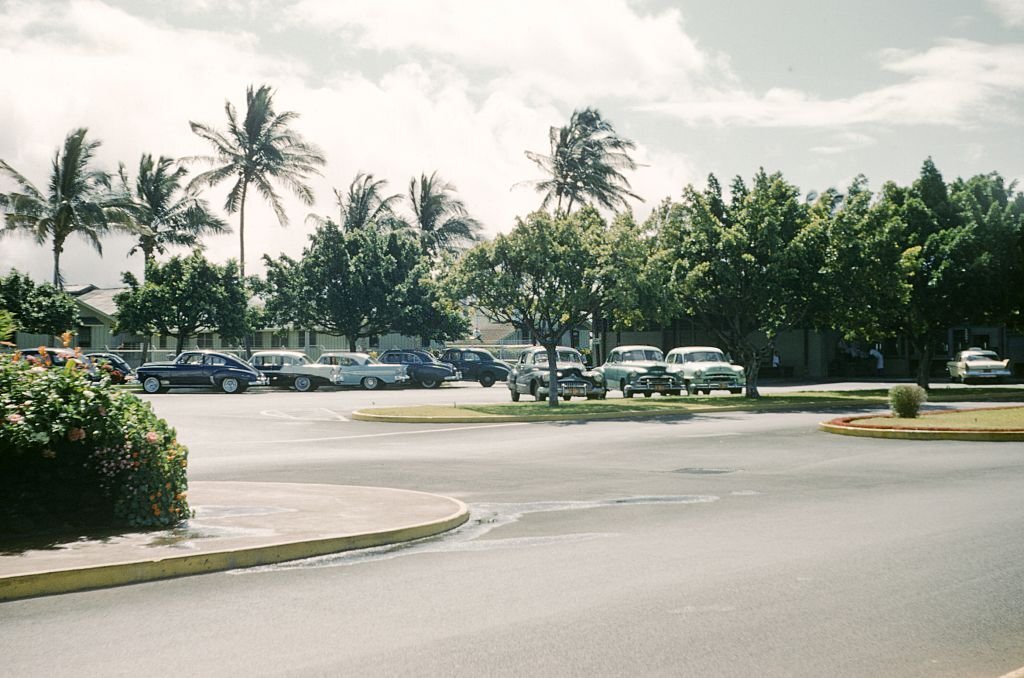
0, 348, 190, 536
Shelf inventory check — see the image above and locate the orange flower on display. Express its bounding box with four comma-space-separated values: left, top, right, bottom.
67, 427, 86, 442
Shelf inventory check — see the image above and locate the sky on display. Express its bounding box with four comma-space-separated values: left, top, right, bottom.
1, 0, 1023, 287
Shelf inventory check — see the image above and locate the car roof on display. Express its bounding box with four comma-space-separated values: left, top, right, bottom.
667, 346, 724, 354
252, 350, 307, 357
613, 345, 661, 352
321, 351, 369, 357
524, 345, 576, 353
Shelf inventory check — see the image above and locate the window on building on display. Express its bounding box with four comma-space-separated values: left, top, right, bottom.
271, 332, 287, 348
76, 326, 93, 348
369, 335, 380, 348
420, 336, 430, 348
196, 333, 214, 349
158, 335, 168, 350
251, 332, 264, 348
308, 331, 317, 346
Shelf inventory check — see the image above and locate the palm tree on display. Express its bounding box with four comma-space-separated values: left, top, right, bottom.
307, 172, 404, 232
525, 107, 642, 214
187, 84, 325, 277
0, 128, 130, 288
407, 171, 481, 260
120, 154, 229, 272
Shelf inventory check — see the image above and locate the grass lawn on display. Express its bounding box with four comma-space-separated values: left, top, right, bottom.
850, 407, 1024, 430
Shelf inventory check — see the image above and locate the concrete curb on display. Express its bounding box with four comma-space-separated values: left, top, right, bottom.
0, 495, 468, 602
820, 412, 1024, 442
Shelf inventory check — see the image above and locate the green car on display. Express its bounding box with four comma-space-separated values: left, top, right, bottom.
596, 345, 681, 398
665, 346, 744, 395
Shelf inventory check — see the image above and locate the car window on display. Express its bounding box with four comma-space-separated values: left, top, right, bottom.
966, 353, 998, 361
179, 353, 203, 365
644, 349, 664, 361
557, 351, 582, 363
463, 352, 480, 362
403, 353, 421, 363
381, 354, 398, 364
445, 351, 460, 361
533, 353, 548, 365
206, 355, 227, 366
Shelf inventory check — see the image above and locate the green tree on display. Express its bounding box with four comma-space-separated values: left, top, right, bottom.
120, 154, 229, 270
262, 222, 457, 351
449, 209, 607, 407
656, 171, 821, 398
0, 310, 14, 342
406, 171, 481, 261
309, 172, 404, 232
0, 128, 131, 287
0, 269, 80, 337
525, 107, 641, 214
114, 252, 247, 354
188, 84, 326, 277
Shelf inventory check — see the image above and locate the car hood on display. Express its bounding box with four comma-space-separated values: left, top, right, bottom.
673, 360, 742, 371
961, 358, 1009, 368
140, 361, 177, 369
620, 361, 669, 372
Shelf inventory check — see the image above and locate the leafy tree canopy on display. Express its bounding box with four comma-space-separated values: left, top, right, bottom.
0, 269, 80, 336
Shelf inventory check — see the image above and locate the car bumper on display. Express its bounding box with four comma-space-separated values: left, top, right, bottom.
444, 371, 462, 381
691, 377, 743, 390
961, 370, 1011, 379
625, 378, 680, 394
539, 380, 605, 398
250, 376, 270, 386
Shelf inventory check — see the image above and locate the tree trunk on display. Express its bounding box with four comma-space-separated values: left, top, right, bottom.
175, 334, 186, 355
238, 182, 248, 278
744, 359, 761, 399
916, 342, 933, 391
349, 337, 358, 352
52, 241, 64, 289
545, 343, 559, 407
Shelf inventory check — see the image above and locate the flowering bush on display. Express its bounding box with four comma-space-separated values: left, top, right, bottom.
889, 384, 928, 418
0, 350, 190, 535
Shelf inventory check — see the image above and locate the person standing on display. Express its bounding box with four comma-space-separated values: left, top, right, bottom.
869, 346, 884, 377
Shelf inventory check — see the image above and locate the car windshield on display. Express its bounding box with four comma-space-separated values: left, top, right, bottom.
966, 353, 998, 361
534, 351, 583, 365
622, 349, 663, 362
685, 351, 725, 363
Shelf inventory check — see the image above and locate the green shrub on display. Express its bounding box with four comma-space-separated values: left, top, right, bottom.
889, 384, 928, 418
0, 350, 190, 535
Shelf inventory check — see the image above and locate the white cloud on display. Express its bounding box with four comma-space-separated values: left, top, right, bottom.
810, 132, 877, 156
641, 39, 1024, 129
986, 0, 1024, 26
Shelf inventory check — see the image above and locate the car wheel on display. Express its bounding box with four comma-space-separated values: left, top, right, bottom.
729, 388, 743, 394
294, 376, 313, 392
511, 388, 520, 402
685, 380, 696, 396
531, 381, 543, 401
479, 373, 496, 388
562, 395, 571, 401
418, 377, 440, 389
220, 377, 241, 394
362, 376, 382, 390
142, 377, 163, 394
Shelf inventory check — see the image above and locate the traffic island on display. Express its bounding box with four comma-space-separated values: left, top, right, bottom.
0, 481, 469, 601
820, 406, 1024, 441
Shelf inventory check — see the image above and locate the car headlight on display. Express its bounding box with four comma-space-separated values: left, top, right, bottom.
694, 369, 703, 377
556, 370, 563, 379
585, 370, 603, 382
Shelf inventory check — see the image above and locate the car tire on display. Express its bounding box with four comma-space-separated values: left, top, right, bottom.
531, 381, 543, 401
511, 389, 520, 402
142, 377, 163, 394
479, 373, 496, 388
729, 388, 743, 394
362, 376, 382, 390
685, 380, 696, 396
220, 377, 242, 394
418, 377, 440, 389
294, 376, 313, 392
562, 395, 571, 401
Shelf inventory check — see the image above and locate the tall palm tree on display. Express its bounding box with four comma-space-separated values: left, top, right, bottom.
187, 84, 325, 277
307, 171, 404, 232
525, 107, 642, 214
120, 154, 229, 273
0, 128, 130, 288
407, 171, 481, 260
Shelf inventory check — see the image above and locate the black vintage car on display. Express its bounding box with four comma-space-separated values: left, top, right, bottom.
439, 347, 511, 387
507, 346, 606, 402
137, 350, 267, 394
86, 352, 135, 383
19, 347, 100, 381
377, 349, 461, 389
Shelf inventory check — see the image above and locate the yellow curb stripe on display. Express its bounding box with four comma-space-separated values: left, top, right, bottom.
0, 502, 468, 602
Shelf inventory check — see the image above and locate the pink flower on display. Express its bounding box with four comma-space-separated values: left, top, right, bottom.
67, 427, 86, 442
6, 413, 23, 424
145, 431, 159, 444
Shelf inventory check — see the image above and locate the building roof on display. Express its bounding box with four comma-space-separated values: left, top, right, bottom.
73, 287, 123, 322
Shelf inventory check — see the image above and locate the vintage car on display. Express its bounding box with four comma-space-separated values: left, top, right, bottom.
137, 350, 267, 394
19, 347, 101, 381
315, 351, 410, 390
946, 348, 1012, 383
250, 350, 342, 391
378, 349, 460, 388
439, 347, 512, 387
86, 352, 135, 384
665, 346, 745, 395
596, 345, 681, 398
507, 346, 606, 402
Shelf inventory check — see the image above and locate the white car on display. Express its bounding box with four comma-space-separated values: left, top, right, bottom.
946, 348, 1011, 383
315, 352, 410, 390
665, 346, 745, 395
250, 350, 341, 392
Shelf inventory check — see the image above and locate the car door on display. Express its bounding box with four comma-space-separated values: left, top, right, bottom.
460, 351, 482, 380
513, 352, 530, 392
602, 350, 622, 385
175, 352, 207, 385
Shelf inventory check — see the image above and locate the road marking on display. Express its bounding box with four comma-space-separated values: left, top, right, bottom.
241, 422, 528, 444
260, 408, 350, 422
999, 668, 1024, 678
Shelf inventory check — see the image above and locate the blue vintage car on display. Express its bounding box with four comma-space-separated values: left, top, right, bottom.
137, 350, 268, 394
378, 349, 461, 388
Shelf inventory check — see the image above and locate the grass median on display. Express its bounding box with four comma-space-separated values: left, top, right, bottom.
356, 386, 1024, 422
849, 406, 1024, 430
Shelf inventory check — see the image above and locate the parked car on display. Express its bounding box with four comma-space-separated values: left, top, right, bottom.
596, 345, 681, 398
86, 352, 135, 384
946, 348, 1012, 383
508, 346, 606, 402
18, 347, 100, 381
378, 349, 460, 388
251, 350, 341, 391
665, 346, 744, 395
439, 347, 512, 387
314, 351, 411, 390
137, 350, 267, 394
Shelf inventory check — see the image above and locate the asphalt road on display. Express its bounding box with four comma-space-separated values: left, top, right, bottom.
4, 382, 1024, 677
